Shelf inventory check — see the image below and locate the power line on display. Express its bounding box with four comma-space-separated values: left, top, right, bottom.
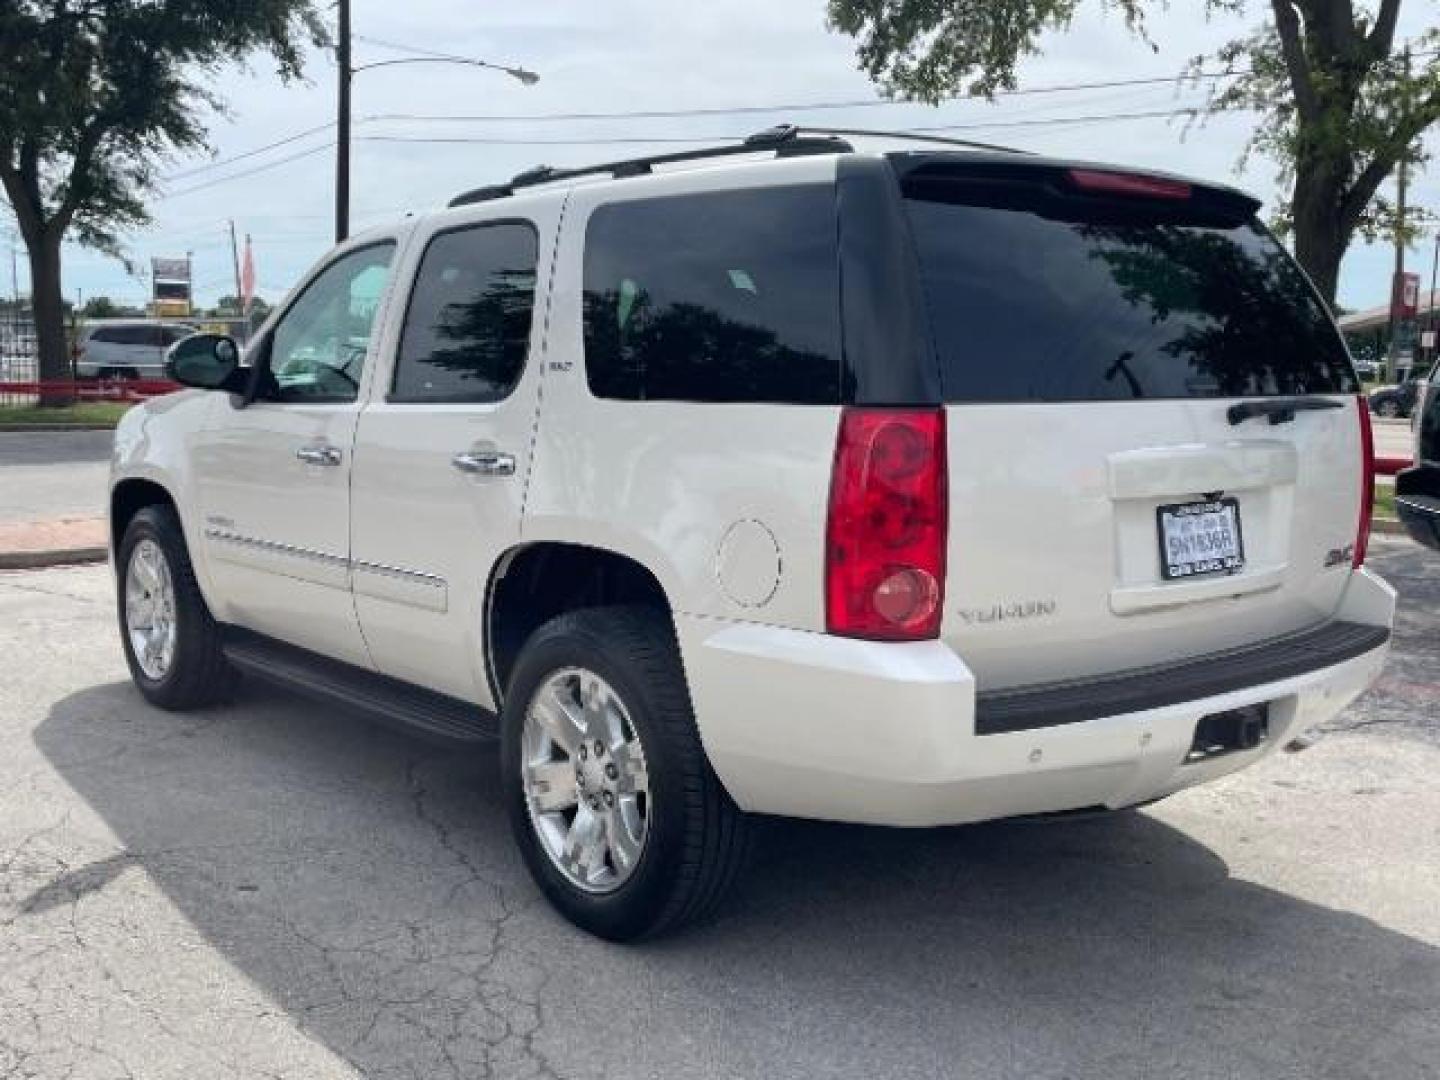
153, 40, 1440, 196
354, 106, 1214, 148
368, 77, 1216, 124
164, 121, 337, 181
149, 103, 1218, 202
158, 141, 336, 200
159, 65, 1233, 185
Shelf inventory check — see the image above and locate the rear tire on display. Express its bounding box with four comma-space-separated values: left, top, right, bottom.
501, 606, 748, 940
117, 505, 236, 710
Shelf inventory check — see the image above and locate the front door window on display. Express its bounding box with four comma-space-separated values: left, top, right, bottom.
266, 243, 395, 403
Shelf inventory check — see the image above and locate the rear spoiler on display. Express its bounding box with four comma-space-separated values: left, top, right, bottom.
888, 153, 1262, 227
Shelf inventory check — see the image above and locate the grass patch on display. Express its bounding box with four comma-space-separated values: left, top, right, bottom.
0, 401, 133, 427
1374, 483, 1397, 520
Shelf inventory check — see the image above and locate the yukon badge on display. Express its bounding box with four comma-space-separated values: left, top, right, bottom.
958, 599, 1057, 626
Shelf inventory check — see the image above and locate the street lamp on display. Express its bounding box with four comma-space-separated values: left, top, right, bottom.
334, 1, 539, 243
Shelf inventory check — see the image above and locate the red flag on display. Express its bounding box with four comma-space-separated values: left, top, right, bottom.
240, 234, 255, 312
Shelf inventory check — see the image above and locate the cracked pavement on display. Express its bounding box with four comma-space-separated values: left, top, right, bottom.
1, 540, 1437, 1079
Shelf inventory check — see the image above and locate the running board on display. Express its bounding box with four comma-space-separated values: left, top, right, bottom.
221, 628, 499, 744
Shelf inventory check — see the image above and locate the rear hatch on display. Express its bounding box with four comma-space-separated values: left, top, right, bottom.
893, 155, 1365, 691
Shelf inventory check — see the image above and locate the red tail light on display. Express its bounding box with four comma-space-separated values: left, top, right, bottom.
826, 408, 947, 640
1354, 396, 1374, 568
1067, 168, 1191, 200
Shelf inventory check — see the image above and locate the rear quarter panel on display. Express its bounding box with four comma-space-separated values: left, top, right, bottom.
523, 157, 842, 630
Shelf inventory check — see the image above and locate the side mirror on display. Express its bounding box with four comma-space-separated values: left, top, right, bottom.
166, 333, 242, 391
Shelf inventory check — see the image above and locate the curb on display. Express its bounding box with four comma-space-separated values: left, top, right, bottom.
0, 423, 115, 433
0, 546, 108, 571
1372, 516, 1407, 537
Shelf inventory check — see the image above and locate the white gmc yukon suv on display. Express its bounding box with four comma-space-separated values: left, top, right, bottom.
110, 127, 1395, 939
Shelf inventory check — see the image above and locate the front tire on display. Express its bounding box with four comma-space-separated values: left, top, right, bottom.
501, 607, 747, 940
117, 505, 236, 709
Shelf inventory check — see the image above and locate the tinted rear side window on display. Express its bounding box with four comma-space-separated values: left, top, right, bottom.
92, 326, 143, 345
582, 185, 841, 403
393, 222, 539, 403
903, 172, 1357, 401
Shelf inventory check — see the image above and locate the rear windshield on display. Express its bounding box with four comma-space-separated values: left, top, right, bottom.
903, 172, 1357, 401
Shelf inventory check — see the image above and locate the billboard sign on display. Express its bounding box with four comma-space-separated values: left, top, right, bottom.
151, 255, 192, 317
151, 256, 191, 283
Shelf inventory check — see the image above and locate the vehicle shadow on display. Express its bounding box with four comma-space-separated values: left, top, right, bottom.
33, 679, 1440, 1080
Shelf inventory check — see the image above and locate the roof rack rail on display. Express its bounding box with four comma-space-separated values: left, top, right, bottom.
785, 125, 1029, 156
448, 124, 852, 207
445, 122, 1028, 208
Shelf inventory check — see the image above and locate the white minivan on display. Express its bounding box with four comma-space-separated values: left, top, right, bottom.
75, 320, 196, 379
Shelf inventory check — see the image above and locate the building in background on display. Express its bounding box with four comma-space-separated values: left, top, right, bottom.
1339, 293, 1439, 382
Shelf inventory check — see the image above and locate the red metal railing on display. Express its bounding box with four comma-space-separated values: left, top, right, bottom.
0, 379, 180, 403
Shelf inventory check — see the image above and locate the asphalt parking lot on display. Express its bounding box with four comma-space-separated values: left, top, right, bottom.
0, 430, 111, 524
1, 540, 1437, 1080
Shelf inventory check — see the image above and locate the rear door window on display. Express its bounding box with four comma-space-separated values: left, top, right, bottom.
392, 221, 539, 403
582, 185, 842, 404
94, 326, 145, 346
901, 166, 1357, 401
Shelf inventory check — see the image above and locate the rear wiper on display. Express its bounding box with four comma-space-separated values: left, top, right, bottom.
1226, 397, 1346, 426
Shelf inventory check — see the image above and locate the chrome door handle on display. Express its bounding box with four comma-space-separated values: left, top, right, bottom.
452, 450, 516, 477
296, 444, 343, 467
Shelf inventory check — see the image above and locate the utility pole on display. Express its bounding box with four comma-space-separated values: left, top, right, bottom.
228, 220, 244, 315
335, 0, 351, 245
1386, 46, 1412, 383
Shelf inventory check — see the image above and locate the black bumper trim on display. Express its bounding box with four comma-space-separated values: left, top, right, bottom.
1396, 481, 1440, 552
974, 619, 1390, 735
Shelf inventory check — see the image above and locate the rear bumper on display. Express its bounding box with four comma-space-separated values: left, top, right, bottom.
677, 569, 1395, 827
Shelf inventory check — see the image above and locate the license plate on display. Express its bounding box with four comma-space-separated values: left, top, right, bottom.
1157, 498, 1244, 580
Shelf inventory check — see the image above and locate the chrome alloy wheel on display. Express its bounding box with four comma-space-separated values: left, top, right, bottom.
125, 538, 178, 681
521, 667, 650, 893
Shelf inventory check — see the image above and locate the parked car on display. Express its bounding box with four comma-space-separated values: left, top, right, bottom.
109, 126, 1395, 940
1353, 358, 1379, 380
1367, 377, 1425, 418
1397, 362, 1440, 550
74, 320, 197, 379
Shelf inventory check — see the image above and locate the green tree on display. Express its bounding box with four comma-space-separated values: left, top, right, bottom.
80, 294, 121, 318
0, 1, 326, 398
211, 293, 272, 322
827, 0, 1440, 305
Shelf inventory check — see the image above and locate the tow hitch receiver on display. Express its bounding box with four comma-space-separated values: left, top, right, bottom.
1187, 703, 1269, 762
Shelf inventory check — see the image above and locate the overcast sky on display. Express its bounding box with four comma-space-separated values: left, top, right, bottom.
20, 0, 1440, 313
